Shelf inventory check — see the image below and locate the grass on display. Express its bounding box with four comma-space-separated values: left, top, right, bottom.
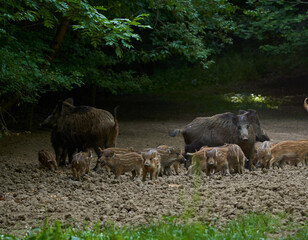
1, 213, 307, 240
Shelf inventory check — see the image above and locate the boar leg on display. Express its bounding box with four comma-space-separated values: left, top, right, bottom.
173, 162, 179, 175
159, 166, 164, 177
72, 167, 77, 179
142, 169, 147, 182
268, 156, 279, 169
131, 170, 136, 180
220, 165, 230, 176
136, 167, 141, 177
164, 166, 171, 176
77, 171, 81, 181
186, 166, 192, 176
278, 158, 287, 169
115, 168, 121, 180
153, 169, 159, 180
68, 148, 75, 164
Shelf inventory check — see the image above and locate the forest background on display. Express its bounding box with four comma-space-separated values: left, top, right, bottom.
1, 0, 308, 131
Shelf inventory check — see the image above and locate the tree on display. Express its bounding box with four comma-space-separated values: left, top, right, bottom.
0, 0, 149, 117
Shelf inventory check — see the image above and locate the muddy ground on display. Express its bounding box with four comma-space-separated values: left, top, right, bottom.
0, 107, 307, 235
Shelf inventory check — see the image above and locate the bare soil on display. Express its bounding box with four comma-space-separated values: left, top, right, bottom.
0, 108, 307, 235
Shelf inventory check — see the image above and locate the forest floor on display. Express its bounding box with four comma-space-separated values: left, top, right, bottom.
0, 104, 307, 236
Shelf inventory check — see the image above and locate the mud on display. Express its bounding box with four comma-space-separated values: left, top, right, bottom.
0, 112, 307, 234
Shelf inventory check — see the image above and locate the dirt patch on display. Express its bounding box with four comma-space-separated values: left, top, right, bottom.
0, 110, 307, 235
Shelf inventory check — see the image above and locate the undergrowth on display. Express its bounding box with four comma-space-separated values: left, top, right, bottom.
1, 213, 307, 240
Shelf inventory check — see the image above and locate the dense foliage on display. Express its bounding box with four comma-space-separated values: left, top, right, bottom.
1, 0, 308, 112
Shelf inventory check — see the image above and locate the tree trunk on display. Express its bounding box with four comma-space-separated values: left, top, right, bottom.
44, 16, 70, 67
25, 103, 35, 131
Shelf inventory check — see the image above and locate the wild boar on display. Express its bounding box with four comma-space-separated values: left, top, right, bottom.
98, 149, 143, 181
255, 141, 275, 169
304, 98, 308, 111
156, 145, 185, 176
170, 109, 269, 171
40, 98, 118, 166
225, 144, 246, 174
268, 140, 308, 169
141, 149, 161, 181
71, 151, 92, 181
94, 147, 136, 173
187, 147, 214, 175
206, 148, 230, 176
38, 150, 58, 170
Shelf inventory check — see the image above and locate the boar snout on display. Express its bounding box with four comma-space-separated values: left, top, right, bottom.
241, 135, 249, 141
93, 159, 103, 171
208, 160, 214, 166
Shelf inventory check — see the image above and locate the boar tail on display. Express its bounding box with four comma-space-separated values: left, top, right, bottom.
169, 129, 181, 137
304, 98, 308, 111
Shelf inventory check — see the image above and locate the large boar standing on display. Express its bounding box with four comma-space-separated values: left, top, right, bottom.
40, 98, 118, 166
170, 109, 269, 170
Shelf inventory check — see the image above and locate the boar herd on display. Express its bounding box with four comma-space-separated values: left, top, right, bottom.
38, 98, 308, 181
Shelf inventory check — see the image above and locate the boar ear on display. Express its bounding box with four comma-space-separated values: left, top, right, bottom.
232, 115, 238, 125
62, 100, 74, 114
238, 110, 247, 115
64, 98, 74, 106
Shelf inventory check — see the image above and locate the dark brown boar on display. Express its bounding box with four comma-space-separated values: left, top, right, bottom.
170, 109, 269, 171
98, 149, 143, 181
71, 151, 92, 181
156, 145, 185, 176
38, 150, 58, 170
40, 98, 118, 166
141, 149, 161, 181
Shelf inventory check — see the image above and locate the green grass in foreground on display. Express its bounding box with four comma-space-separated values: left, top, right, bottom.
1, 213, 307, 240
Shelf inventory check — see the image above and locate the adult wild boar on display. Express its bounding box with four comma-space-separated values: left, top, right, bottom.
170, 109, 269, 170
40, 98, 118, 166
